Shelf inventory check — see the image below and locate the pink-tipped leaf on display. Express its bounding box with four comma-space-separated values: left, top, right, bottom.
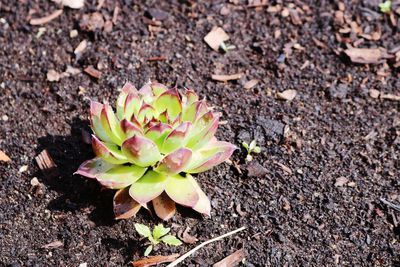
75, 157, 116, 178
153, 88, 182, 119
155, 148, 192, 175
186, 111, 220, 150
100, 104, 125, 145
121, 135, 162, 167
185, 141, 237, 173
161, 121, 192, 154
187, 174, 211, 216
92, 135, 129, 164
90, 101, 112, 143
121, 119, 143, 138
145, 123, 172, 147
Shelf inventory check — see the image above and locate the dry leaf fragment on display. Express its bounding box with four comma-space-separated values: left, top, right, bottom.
211, 73, 243, 82
46, 70, 61, 82
35, 149, 57, 171
335, 177, 348, 187
204, 27, 230, 51
80, 12, 104, 32
0, 150, 11, 162
41, 240, 63, 249
30, 9, 63, 25
213, 249, 245, 267
277, 89, 297, 101
344, 48, 381, 64
152, 192, 176, 221
132, 254, 180, 267
114, 188, 142, 220
84, 66, 102, 79
244, 79, 259, 89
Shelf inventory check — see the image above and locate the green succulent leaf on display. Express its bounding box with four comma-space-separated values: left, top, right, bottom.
100, 103, 125, 145
144, 245, 153, 256
154, 88, 182, 119
165, 174, 199, 207
242, 141, 249, 151
153, 224, 170, 240
135, 223, 152, 238
161, 235, 182, 246
129, 170, 167, 204
90, 101, 113, 143
249, 140, 257, 150
96, 165, 147, 189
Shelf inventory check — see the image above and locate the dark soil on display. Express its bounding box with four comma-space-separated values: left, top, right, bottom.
1, 0, 399, 266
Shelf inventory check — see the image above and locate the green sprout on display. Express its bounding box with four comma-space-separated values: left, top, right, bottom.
242, 140, 261, 161
135, 223, 182, 256
379, 1, 392, 13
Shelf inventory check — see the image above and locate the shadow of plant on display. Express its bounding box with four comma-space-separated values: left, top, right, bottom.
36, 117, 117, 226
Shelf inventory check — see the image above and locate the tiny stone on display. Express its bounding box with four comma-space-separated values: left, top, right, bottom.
2, 114, 8, 121
70, 29, 78, 38
347, 181, 356, 187
19, 165, 28, 173
30, 177, 40, 186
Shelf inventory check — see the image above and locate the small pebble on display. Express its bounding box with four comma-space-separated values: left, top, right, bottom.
19, 165, 28, 173
2, 114, 8, 121
70, 29, 78, 38
30, 177, 40, 186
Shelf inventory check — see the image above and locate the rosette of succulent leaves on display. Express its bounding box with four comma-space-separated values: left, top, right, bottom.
76, 81, 237, 220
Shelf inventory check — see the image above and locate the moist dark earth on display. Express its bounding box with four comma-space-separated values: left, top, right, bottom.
0, 0, 399, 266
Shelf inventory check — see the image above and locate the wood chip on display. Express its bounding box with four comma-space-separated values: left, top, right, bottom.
244, 79, 259, 89
277, 89, 297, 101
132, 254, 180, 267
56, 0, 84, 9
84, 66, 102, 79
381, 93, 400, 101
334, 177, 348, 187
179, 227, 198, 244
344, 48, 381, 64
41, 240, 63, 249
274, 162, 292, 175
35, 149, 57, 171
46, 70, 61, 82
30, 10, 63, 25
74, 40, 87, 55
0, 150, 11, 162
204, 27, 230, 51
211, 73, 243, 82
213, 249, 245, 267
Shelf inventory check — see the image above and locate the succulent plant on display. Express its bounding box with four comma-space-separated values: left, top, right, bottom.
75, 81, 236, 220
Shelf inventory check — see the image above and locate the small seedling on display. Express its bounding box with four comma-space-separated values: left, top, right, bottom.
379, 1, 392, 13
135, 223, 182, 256
242, 140, 261, 161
